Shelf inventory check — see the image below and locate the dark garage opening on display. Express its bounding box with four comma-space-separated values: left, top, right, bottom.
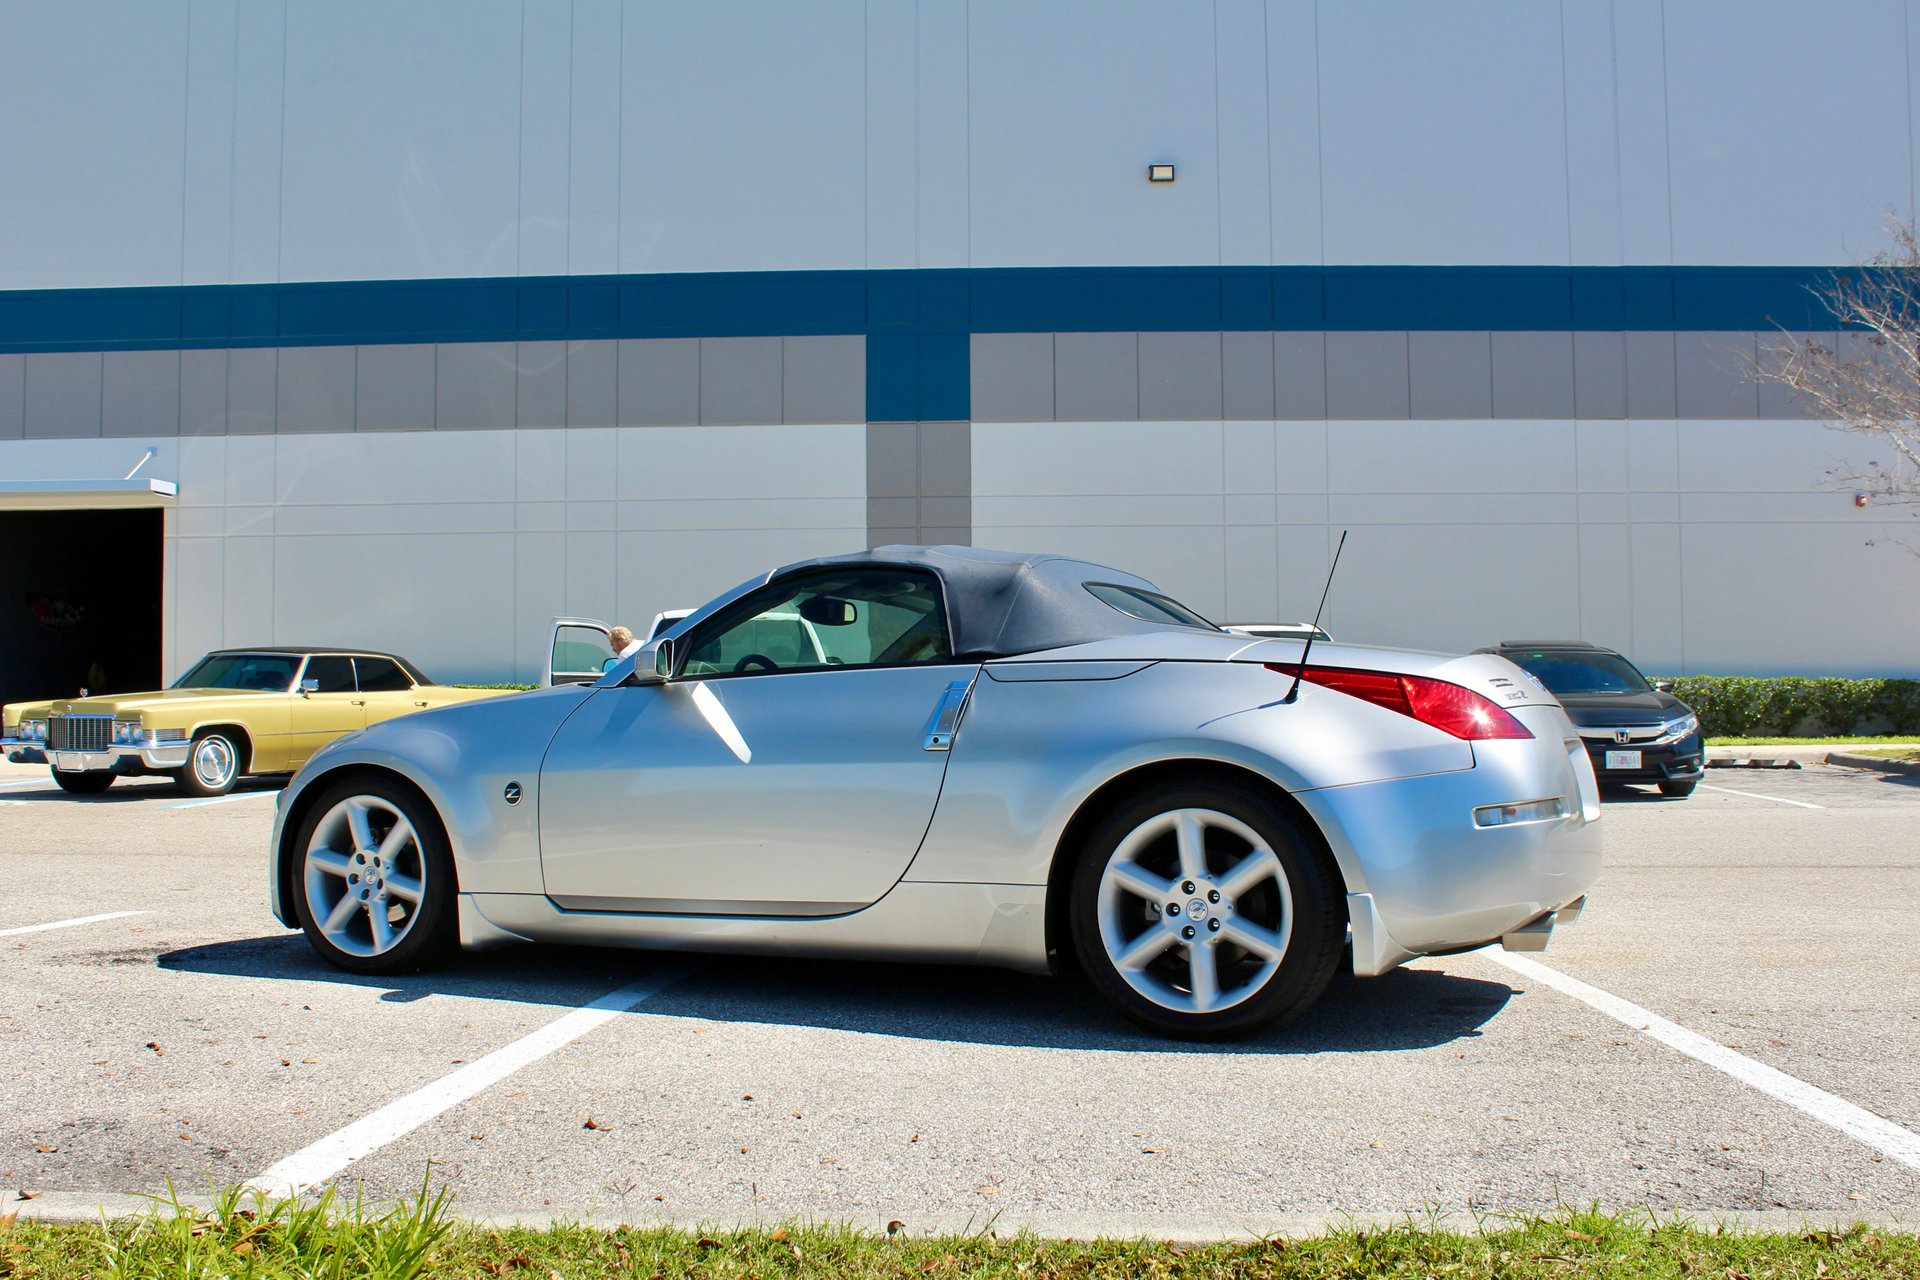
0, 508, 163, 713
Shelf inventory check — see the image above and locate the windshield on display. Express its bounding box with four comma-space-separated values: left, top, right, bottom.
1507, 651, 1652, 696
172, 653, 302, 692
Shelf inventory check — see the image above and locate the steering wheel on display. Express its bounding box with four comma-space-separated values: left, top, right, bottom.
733, 653, 779, 673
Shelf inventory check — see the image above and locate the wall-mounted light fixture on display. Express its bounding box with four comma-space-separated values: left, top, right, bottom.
1147, 164, 1176, 183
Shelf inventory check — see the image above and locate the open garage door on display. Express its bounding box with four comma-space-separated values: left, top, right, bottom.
0, 508, 163, 712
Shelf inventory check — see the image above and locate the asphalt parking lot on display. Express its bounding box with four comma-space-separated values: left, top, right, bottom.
2, 757, 1917, 1235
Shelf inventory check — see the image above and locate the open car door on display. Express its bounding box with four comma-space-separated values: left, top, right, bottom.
544, 617, 616, 687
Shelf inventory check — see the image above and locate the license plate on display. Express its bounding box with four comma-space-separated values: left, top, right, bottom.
1604, 749, 1642, 770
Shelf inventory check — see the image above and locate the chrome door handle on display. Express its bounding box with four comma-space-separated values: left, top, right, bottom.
922, 679, 974, 752
350, 699, 366, 706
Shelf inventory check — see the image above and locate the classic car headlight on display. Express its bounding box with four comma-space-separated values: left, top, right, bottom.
113, 719, 143, 744
20, 719, 48, 742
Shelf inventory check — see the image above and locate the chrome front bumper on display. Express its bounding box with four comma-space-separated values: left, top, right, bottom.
2, 737, 191, 772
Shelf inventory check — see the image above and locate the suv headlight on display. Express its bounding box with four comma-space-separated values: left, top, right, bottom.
1653, 713, 1699, 744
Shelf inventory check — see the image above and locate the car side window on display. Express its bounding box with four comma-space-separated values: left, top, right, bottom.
681, 569, 952, 678
304, 656, 356, 693
353, 657, 411, 692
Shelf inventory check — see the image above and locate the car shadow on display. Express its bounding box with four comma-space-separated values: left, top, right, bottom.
0, 775, 283, 803
158, 934, 1515, 1055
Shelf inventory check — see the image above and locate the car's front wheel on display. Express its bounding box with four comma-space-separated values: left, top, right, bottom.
172, 729, 242, 797
1068, 778, 1344, 1039
51, 769, 114, 795
291, 776, 457, 973
1658, 779, 1698, 798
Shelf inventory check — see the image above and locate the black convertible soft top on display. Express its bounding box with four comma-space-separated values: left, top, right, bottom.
767, 544, 1214, 659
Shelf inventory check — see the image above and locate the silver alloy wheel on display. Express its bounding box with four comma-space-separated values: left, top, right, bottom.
302, 795, 427, 958
192, 735, 237, 790
1095, 807, 1293, 1014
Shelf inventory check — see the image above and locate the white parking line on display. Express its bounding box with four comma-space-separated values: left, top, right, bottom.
0, 779, 46, 789
1697, 783, 1824, 809
244, 962, 699, 1198
161, 790, 279, 811
1481, 948, 1920, 1171
0, 910, 150, 939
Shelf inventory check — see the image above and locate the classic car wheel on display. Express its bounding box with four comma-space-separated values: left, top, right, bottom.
292, 777, 456, 973
51, 770, 115, 794
173, 729, 241, 796
1069, 780, 1343, 1039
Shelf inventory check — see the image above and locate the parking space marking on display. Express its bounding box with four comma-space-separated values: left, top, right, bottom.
1697, 783, 1824, 810
0, 779, 46, 789
0, 910, 149, 939
161, 791, 279, 811
244, 962, 699, 1198
1480, 948, 1920, 1170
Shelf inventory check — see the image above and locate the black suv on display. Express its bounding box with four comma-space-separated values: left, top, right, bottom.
1476, 641, 1704, 798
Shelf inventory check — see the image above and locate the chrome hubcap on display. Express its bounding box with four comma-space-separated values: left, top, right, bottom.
1096, 808, 1292, 1014
303, 796, 426, 957
193, 736, 236, 787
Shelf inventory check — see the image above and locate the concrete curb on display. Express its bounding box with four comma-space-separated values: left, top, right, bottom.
10, 1190, 1920, 1240
1707, 743, 1920, 767
1827, 751, 1920, 776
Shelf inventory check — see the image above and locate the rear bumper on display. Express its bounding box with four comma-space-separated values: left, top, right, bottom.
1300, 705, 1603, 972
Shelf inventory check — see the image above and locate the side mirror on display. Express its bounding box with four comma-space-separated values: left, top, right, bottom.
1654, 680, 1674, 694
299, 679, 319, 695
621, 636, 676, 686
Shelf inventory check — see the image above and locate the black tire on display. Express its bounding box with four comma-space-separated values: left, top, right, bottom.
1068, 777, 1344, 1040
172, 728, 243, 797
1658, 779, 1698, 798
51, 769, 115, 795
289, 774, 458, 974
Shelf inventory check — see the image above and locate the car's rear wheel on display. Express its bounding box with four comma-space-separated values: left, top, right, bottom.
51, 769, 114, 795
172, 729, 242, 797
1068, 779, 1344, 1039
1658, 779, 1698, 798
291, 776, 457, 973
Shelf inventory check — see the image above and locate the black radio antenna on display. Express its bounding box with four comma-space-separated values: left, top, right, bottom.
1283, 529, 1346, 704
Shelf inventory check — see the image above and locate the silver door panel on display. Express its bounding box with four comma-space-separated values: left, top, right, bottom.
537, 663, 979, 913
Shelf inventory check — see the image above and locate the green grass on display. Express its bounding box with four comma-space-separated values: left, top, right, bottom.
1838, 746, 1920, 761
1707, 734, 1920, 746
4, 1186, 1918, 1280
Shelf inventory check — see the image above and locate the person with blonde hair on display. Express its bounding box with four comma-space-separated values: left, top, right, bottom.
609, 626, 641, 660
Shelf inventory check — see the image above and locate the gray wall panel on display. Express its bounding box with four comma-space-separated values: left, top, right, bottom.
918, 493, 971, 528
1491, 332, 1574, 418
970, 333, 1054, 422
919, 421, 971, 498
617, 338, 700, 427
103, 349, 180, 437
1408, 331, 1492, 419
1325, 331, 1407, 419
0, 354, 23, 438
866, 421, 918, 499
355, 343, 434, 432
565, 339, 617, 429
1274, 332, 1328, 420
25, 352, 103, 438
1573, 332, 1627, 419
1055, 332, 1138, 421
866, 495, 918, 529
227, 348, 276, 434
1139, 331, 1223, 420
1675, 332, 1759, 418
1625, 332, 1677, 419
700, 337, 782, 425
179, 350, 228, 436
275, 346, 354, 434
1221, 331, 1276, 420
516, 341, 567, 430
435, 342, 516, 430
782, 334, 863, 423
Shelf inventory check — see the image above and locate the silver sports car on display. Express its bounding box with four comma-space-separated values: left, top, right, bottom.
269, 546, 1600, 1038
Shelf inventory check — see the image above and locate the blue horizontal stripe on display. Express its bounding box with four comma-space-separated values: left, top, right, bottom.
0, 265, 1859, 356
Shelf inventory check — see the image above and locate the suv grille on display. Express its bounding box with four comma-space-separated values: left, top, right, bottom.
49, 714, 111, 752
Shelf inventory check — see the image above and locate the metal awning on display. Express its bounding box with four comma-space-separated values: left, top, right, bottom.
0, 477, 178, 510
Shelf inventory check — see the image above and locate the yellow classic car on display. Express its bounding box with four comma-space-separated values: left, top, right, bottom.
1, 648, 508, 797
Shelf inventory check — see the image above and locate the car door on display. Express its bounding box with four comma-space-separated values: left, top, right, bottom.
546, 617, 615, 687
284, 655, 367, 769
538, 567, 977, 915
352, 655, 426, 727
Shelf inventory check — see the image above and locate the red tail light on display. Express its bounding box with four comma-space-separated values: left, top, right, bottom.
1265, 664, 1533, 740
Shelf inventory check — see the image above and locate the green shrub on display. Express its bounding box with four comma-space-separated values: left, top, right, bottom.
1664, 675, 1920, 737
